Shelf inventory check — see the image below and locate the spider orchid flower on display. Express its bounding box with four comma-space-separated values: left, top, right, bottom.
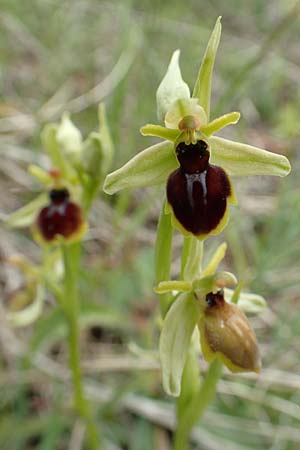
104, 17, 290, 239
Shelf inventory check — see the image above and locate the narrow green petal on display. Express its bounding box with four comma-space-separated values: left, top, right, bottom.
201, 242, 227, 277
103, 141, 177, 195
201, 111, 240, 137
159, 293, 200, 396
209, 136, 291, 177
28, 165, 53, 186
156, 49, 190, 122
5, 193, 48, 228
154, 280, 192, 294
192, 17, 222, 119
140, 124, 180, 142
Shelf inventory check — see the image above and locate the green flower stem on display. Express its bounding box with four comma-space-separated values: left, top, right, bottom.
155, 201, 174, 317
174, 359, 223, 450
62, 242, 100, 450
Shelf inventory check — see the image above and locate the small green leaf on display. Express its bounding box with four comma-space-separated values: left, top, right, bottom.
156, 49, 190, 122
5, 193, 48, 228
224, 288, 267, 314
192, 17, 222, 119
7, 284, 45, 327
201, 111, 240, 137
140, 124, 179, 141
103, 141, 177, 195
159, 293, 200, 396
154, 280, 192, 294
209, 136, 291, 177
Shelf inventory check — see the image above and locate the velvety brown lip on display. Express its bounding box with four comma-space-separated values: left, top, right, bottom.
167, 141, 231, 236
37, 189, 82, 241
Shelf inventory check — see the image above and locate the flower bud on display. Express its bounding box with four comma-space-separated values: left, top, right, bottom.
35, 188, 86, 243
198, 291, 261, 373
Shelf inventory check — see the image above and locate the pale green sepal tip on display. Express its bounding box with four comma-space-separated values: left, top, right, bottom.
103, 141, 177, 195
209, 136, 291, 177
7, 284, 45, 327
192, 16, 222, 119
156, 49, 190, 122
159, 293, 200, 396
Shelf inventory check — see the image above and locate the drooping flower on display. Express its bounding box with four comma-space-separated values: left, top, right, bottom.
103, 18, 290, 239
155, 242, 264, 396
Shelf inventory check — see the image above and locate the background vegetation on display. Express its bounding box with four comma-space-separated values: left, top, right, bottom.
1, 0, 300, 449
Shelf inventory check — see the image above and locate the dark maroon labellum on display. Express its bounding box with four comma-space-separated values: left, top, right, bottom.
37, 188, 82, 241
167, 140, 231, 237
206, 290, 224, 308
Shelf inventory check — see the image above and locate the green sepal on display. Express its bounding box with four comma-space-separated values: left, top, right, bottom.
209, 136, 291, 177
5, 193, 48, 228
7, 284, 45, 327
156, 49, 190, 122
192, 17, 222, 119
41, 123, 76, 181
224, 288, 267, 314
56, 112, 83, 163
140, 124, 180, 142
103, 141, 177, 195
159, 293, 200, 396
201, 111, 240, 137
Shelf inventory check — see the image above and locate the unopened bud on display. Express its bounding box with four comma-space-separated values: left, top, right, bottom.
198, 291, 261, 373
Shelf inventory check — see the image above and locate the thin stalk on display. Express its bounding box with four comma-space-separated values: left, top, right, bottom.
155, 200, 174, 317
174, 359, 223, 450
62, 242, 100, 450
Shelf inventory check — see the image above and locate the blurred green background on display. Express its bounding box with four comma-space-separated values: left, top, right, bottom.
1, 0, 300, 449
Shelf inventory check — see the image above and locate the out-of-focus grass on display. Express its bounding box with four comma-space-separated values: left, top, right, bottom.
1, 1, 300, 449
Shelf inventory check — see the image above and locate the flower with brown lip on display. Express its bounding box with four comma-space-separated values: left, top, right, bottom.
166, 139, 237, 239
35, 188, 86, 244
199, 290, 261, 373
